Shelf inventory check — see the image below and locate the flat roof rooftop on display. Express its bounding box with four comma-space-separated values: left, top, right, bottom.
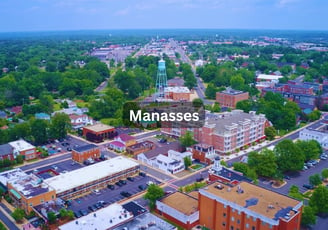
45, 156, 139, 194
201, 181, 301, 221
219, 88, 247, 95
9, 174, 54, 199
73, 144, 99, 153
59, 203, 133, 230
83, 123, 114, 132
0, 168, 27, 187
257, 74, 283, 80
164, 86, 190, 93
160, 192, 198, 215
9, 139, 35, 151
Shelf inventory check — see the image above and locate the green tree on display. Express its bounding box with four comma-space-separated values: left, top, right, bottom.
16, 155, 24, 164
307, 110, 321, 122
211, 102, 221, 113
295, 140, 322, 161
301, 206, 317, 227
205, 83, 218, 99
11, 208, 25, 223
309, 174, 322, 186
309, 185, 328, 214
230, 74, 245, 91
248, 149, 278, 178
47, 211, 57, 224
236, 100, 252, 113
274, 139, 305, 172
288, 185, 304, 201
49, 113, 71, 139
66, 210, 74, 220
144, 184, 164, 209
192, 98, 204, 108
179, 131, 197, 147
59, 208, 67, 219
321, 168, 328, 180
264, 126, 276, 140
233, 162, 249, 175
0, 221, 7, 230
184, 156, 192, 170
30, 118, 49, 145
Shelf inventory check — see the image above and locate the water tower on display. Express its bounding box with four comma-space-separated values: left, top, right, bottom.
155, 59, 168, 99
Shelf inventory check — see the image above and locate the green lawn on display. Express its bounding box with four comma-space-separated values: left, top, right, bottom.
190, 164, 203, 170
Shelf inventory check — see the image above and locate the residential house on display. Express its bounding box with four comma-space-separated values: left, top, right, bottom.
0, 144, 14, 161
35, 113, 50, 121
114, 133, 137, 147
69, 114, 94, 130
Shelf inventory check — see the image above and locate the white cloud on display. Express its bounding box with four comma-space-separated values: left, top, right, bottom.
115, 7, 130, 16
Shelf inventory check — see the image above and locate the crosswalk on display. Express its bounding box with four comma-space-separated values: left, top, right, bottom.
166, 178, 179, 189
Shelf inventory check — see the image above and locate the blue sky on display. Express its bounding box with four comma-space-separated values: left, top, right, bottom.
0, 0, 327, 32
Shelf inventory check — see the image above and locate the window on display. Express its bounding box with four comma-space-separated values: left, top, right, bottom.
246, 223, 249, 228
40, 199, 44, 203
230, 227, 234, 230
29, 203, 33, 207
223, 213, 226, 217
252, 227, 256, 230
237, 219, 240, 224
231, 217, 235, 222
223, 222, 226, 226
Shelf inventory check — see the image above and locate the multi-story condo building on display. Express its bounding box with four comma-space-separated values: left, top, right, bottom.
299, 127, 328, 149
198, 181, 303, 230
162, 110, 270, 154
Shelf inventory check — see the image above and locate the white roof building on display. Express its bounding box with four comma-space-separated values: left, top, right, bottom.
0, 168, 27, 187
9, 140, 35, 152
299, 128, 328, 149
59, 203, 133, 230
45, 156, 139, 194
164, 87, 190, 93
257, 74, 283, 81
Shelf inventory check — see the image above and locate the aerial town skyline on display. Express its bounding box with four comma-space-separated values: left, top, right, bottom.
0, 0, 327, 32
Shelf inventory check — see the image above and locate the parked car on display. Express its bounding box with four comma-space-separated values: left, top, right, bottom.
94, 203, 102, 209
303, 184, 314, 190
139, 172, 146, 177
158, 138, 167, 143
138, 184, 147, 191
107, 184, 115, 190
51, 165, 58, 170
302, 165, 308, 170
115, 181, 123, 187
88, 205, 97, 212
120, 191, 132, 198
284, 175, 291, 180
119, 180, 127, 185
320, 156, 327, 160
196, 177, 204, 182
79, 209, 88, 216
74, 211, 82, 218
127, 177, 134, 182
67, 147, 72, 151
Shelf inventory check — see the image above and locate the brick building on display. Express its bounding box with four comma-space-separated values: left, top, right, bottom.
188, 144, 218, 165
72, 144, 100, 163
126, 141, 155, 156
83, 123, 116, 143
0, 144, 14, 161
3, 169, 56, 213
9, 139, 37, 160
156, 192, 199, 230
216, 88, 249, 108
198, 181, 303, 230
164, 86, 191, 101
162, 110, 270, 154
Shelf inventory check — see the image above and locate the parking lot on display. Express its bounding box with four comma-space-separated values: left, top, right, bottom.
67, 175, 160, 216
40, 135, 87, 156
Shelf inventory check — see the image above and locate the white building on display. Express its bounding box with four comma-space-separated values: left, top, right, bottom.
9, 139, 36, 160
59, 203, 133, 230
45, 156, 139, 199
69, 114, 94, 129
299, 128, 328, 149
256, 74, 283, 82
138, 150, 192, 174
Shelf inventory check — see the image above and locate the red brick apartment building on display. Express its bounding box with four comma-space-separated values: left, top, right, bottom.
164, 86, 191, 101
162, 110, 270, 154
71, 144, 100, 163
198, 181, 303, 230
216, 88, 249, 108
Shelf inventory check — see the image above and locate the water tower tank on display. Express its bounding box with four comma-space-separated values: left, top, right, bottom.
158, 60, 166, 70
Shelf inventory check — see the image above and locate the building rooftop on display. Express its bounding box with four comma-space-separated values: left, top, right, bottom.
59, 203, 133, 230
126, 141, 154, 151
164, 86, 190, 93
257, 74, 283, 80
45, 156, 139, 194
0, 168, 27, 187
167, 77, 185, 87
201, 181, 301, 221
9, 173, 53, 199
117, 133, 135, 142
112, 212, 176, 230
9, 139, 35, 152
205, 110, 266, 135
73, 144, 99, 153
219, 88, 247, 95
109, 141, 125, 148
160, 192, 198, 215
0, 144, 13, 156
83, 123, 114, 133
142, 141, 182, 159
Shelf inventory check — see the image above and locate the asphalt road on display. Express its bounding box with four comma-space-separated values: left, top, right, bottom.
0, 209, 19, 230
